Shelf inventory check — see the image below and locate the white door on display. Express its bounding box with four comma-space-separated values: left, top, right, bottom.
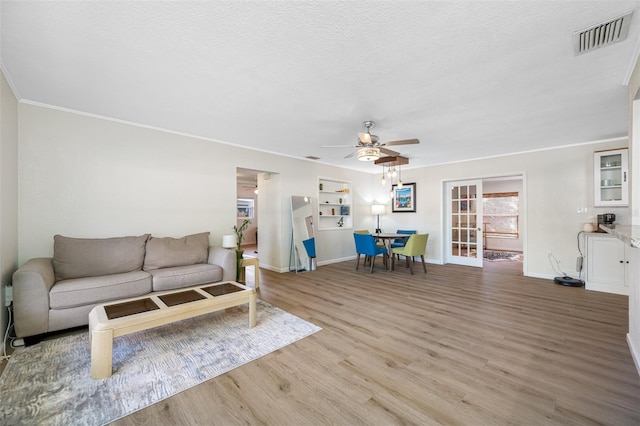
446, 180, 483, 267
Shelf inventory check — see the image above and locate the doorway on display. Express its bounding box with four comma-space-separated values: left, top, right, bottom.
482, 176, 524, 271
236, 168, 266, 259
445, 174, 525, 274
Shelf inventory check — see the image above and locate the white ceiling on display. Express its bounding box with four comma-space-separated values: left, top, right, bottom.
2, 1, 639, 173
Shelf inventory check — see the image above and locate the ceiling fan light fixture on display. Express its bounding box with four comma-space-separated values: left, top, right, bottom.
357, 147, 380, 161
358, 132, 372, 144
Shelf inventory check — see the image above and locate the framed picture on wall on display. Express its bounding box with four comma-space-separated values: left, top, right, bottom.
391, 183, 416, 213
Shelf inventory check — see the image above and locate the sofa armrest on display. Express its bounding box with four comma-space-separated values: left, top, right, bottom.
12, 258, 56, 338
208, 247, 236, 282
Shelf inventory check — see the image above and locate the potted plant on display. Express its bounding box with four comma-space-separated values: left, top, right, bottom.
233, 219, 251, 281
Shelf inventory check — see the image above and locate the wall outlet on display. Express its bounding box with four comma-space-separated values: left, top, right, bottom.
4, 286, 12, 307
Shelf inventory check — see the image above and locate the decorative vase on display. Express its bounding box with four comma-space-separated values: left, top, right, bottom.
236, 249, 244, 282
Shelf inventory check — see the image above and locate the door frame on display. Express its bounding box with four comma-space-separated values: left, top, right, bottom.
442, 172, 527, 273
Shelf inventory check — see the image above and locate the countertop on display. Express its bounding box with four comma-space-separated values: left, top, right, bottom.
599, 224, 640, 248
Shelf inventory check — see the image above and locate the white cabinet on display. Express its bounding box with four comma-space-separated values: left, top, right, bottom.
318, 178, 352, 230
594, 148, 628, 207
586, 234, 629, 295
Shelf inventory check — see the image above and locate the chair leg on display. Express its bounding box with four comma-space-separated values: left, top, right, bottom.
391, 253, 395, 271
421, 255, 427, 273
370, 255, 375, 273
408, 257, 414, 275
356, 254, 361, 271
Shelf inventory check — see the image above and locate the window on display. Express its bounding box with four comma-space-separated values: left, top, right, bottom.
483, 192, 519, 238
237, 198, 254, 219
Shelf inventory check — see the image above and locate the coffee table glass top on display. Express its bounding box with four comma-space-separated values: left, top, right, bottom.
104, 298, 159, 320
102, 282, 247, 320
202, 282, 243, 297
159, 289, 206, 306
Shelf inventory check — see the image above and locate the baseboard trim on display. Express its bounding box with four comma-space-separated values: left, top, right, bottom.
628, 333, 640, 376
524, 272, 555, 280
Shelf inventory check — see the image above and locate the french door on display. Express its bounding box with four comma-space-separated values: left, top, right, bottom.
446, 180, 483, 267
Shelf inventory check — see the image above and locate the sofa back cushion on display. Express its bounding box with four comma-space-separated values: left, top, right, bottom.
53, 234, 151, 280
143, 232, 210, 271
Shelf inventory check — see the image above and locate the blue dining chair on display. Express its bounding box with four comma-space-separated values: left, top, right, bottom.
302, 237, 316, 270
353, 233, 388, 273
390, 229, 417, 249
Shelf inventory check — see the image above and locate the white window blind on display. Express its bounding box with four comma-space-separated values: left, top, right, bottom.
483, 192, 519, 238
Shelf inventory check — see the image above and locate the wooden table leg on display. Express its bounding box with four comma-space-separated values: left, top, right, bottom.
253, 262, 259, 288
240, 257, 260, 289
91, 328, 114, 379
249, 291, 257, 328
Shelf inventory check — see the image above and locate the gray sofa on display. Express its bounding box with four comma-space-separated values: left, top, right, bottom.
12, 232, 235, 339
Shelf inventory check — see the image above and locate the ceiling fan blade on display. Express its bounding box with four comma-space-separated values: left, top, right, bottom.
380, 147, 401, 157
320, 144, 360, 148
382, 138, 420, 146
344, 150, 359, 159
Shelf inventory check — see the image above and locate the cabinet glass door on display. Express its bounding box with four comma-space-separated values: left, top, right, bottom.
446, 180, 483, 267
595, 149, 628, 207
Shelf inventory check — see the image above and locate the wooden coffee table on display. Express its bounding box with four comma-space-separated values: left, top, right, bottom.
88, 281, 256, 379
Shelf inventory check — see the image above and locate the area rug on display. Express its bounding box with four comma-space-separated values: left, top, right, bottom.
0, 300, 321, 425
483, 250, 522, 261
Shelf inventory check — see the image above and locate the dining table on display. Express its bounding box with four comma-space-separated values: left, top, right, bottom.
373, 233, 411, 255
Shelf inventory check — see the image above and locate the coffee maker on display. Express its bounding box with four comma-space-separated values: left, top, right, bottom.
597, 213, 616, 231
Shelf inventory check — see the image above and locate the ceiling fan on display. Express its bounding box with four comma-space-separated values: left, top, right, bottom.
321, 121, 420, 161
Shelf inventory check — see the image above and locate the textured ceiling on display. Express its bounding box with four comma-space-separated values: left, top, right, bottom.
1, 1, 639, 173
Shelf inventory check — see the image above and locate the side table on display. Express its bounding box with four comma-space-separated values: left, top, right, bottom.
240, 257, 260, 289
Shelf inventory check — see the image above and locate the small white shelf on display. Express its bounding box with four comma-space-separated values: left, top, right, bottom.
318, 178, 352, 230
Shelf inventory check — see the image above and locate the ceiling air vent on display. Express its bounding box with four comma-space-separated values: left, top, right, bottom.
573, 11, 633, 55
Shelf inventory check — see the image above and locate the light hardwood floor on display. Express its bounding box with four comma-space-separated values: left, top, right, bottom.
111, 259, 637, 424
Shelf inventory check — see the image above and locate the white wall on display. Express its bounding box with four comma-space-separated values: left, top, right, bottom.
16, 101, 631, 281
1, 70, 19, 339
627, 55, 640, 374
366, 139, 629, 279
17, 103, 372, 272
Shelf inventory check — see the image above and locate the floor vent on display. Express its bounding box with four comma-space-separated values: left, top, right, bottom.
573, 11, 633, 55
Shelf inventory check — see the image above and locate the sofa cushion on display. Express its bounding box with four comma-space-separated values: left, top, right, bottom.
149, 264, 223, 292
52, 234, 150, 280
50, 271, 152, 309
143, 232, 210, 271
